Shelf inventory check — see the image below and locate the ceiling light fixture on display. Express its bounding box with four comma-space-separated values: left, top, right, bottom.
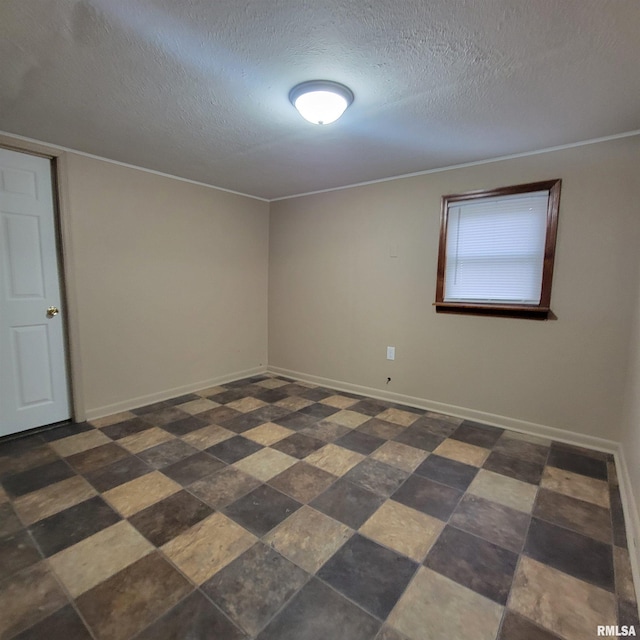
289, 80, 354, 125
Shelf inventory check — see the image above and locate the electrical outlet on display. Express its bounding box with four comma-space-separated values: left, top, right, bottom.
387, 346, 395, 360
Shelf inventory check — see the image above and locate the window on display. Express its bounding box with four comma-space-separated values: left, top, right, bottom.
435, 179, 561, 319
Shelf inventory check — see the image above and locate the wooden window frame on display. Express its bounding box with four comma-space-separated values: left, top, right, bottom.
435, 179, 561, 320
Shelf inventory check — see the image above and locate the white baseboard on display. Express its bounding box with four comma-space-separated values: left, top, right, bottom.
84, 366, 268, 421
267, 366, 619, 453
615, 446, 640, 617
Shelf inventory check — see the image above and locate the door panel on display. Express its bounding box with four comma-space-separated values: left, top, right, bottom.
0, 148, 70, 435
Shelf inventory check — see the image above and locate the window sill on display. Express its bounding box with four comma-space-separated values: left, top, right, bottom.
434, 302, 552, 320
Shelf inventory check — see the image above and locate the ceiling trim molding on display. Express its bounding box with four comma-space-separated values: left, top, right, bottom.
270, 129, 640, 202
0, 131, 270, 203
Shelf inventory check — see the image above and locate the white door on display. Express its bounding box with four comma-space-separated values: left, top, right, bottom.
0, 148, 70, 436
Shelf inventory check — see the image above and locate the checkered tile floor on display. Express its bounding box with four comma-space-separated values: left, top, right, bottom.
0, 375, 638, 640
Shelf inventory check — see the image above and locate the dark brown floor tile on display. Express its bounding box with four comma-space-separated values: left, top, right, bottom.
0, 502, 24, 537
492, 438, 549, 466
220, 413, 267, 434
348, 399, 390, 417
498, 610, 563, 640
547, 447, 608, 480
0, 530, 41, 577
393, 425, 445, 452
198, 406, 243, 424
206, 435, 263, 464
13, 604, 93, 640
163, 415, 209, 436
298, 402, 341, 420
84, 455, 152, 492
450, 494, 530, 553
278, 383, 309, 397
414, 454, 478, 491
202, 541, 309, 635
101, 417, 152, 440
223, 485, 301, 537
66, 442, 129, 474
131, 401, 171, 415
76, 551, 192, 640
299, 387, 335, 401
129, 490, 213, 546
334, 430, 385, 455
550, 441, 612, 462
610, 484, 628, 548
141, 406, 192, 428
392, 474, 462, 521
256, 577, 380, 640
271, 433, 325, 459
39, 422, 93, 442
189, 466, 261, 509
138, 439, 199, 469
246, 405, 293, 423
483, 451, 544, 485
533, 488, 612, 544
2, 459, 75, 498
524, 517, 615, 591
318, 533, 418, 619
424, 525, 517, 604
310, 478, 384, 529
357, 418, 405, 441
136, 590, 248, 640
268, 461, 337, 503
388, 402, 424, 415
0, 433, 47, 457
253, 388, 289, 403
343, 458, 408, 497
450, 421, 504, 448
408, 416, 458, 438
618, 599, 640, 628
162, 452, 226, 486
303, 420, 350, 442
274, 412, 323, 432
0, 444, 60, 480
215, 389, 253, 404
164, 393, 201, 406
0, 561, 69, 639
29, 495, 120, 556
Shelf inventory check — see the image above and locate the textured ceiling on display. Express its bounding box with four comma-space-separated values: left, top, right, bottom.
1, 0, 639, 200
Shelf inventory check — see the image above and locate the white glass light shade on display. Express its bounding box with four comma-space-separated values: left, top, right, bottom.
289, 81, 354, 125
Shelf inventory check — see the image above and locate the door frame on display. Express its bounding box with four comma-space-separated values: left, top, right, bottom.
0, 134, 86, 424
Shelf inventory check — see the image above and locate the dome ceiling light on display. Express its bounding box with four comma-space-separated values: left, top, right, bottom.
289, 80, 354, 125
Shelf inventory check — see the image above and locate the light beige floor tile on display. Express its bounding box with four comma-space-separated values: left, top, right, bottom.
196, 385, 226, 396
371, 442, 429, 473
509, 557, 616, 640
425, 411, 463, 426
468, 469, 537, 513
49, 430, 111, 457
376, 408, 420, 427
103, 471, 181, 517
433, 439, 489, 467
320, 395, 359, 409
13, 476, 97, 525
498, 430, 552, 447
90, 411, 136, 428
49, 520, 153, 597
233, 448, 297, 481
614, 546, 637, 603
360, 501, 444, 562
329, 410, 370, 429
265, 505, 352, 573
178, 398, 220, 415
243, 422, 295, 446
541, 466, 609, 508
118, 427, 175, 454
275, 396, 315, 411
226, 397, 268, 413
181, 425, 235, 450
305, 444, 365, 476
162, 512, 256, 584
256, 378, 288, 389
387, 566, 503, 640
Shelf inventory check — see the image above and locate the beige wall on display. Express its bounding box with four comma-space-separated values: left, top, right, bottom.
269, 136, 640, 440
61, 154, 269, 417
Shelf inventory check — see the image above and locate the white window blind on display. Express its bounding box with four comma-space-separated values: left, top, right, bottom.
444, 191, 549, 304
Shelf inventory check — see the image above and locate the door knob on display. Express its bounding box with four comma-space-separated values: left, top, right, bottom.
46, 306, 59, 318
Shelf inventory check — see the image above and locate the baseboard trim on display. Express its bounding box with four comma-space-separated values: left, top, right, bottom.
615, 446, 640, 617
84, 366, 268, 421
268, 366, 618, 453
